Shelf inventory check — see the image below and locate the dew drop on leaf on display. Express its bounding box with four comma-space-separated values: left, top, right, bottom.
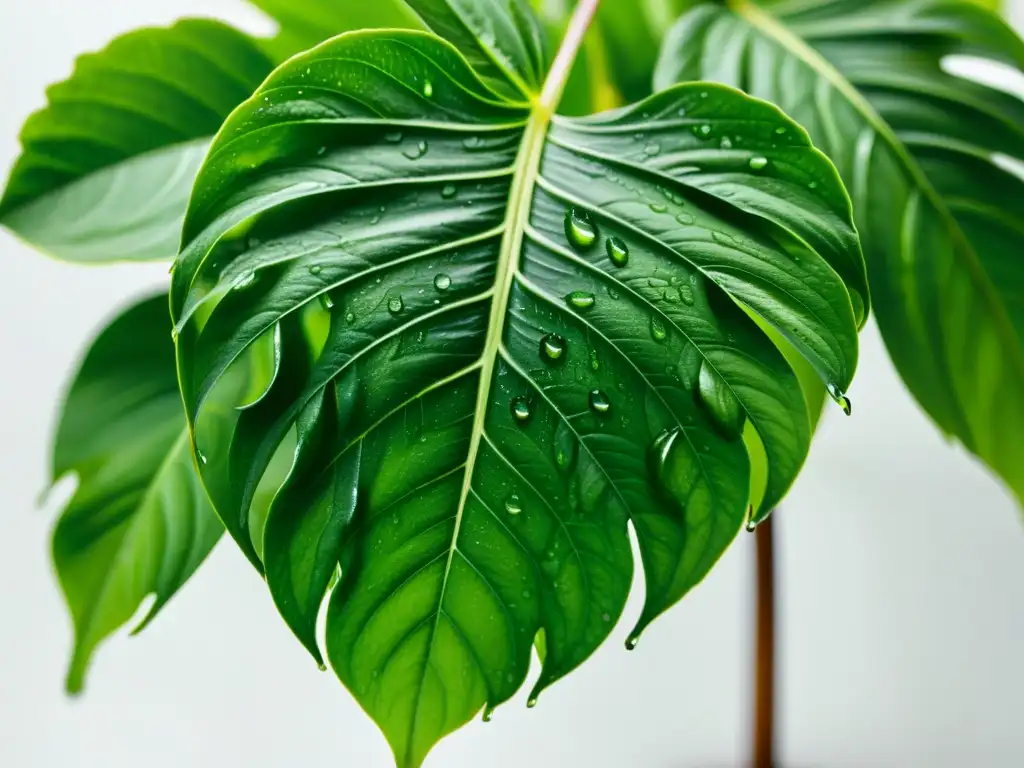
540, 333, 567, 363
589, 389, 611, 415
644, 143, 661, 157
388, 295, 404, 315
749, 156, 769, 171
423, 80, 433, 98
527, 697, 538, 709
827, 382, 853, 416
564, 208, 597, 250
308, 264, 323, 276
345, 311, 356, 324
384, 131, 403, 144
649, 202, 668, 214
320, 294, 335, 311
589, 349, 600, 371
699, 124, 711, 135
565, 291, 596, 310
510, 396, 532, 424
625, 635, 639, 650
403, 141, 428, 160
434, 273, 452, 292
441, 184, 457, 200
650, 315, 668, 342
505, 493, 523, 516
234, 271, 257, 291
697, 360, 744, 439
606, 237, 629, 267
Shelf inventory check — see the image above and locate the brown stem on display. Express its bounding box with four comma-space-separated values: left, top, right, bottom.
753, 514, 776, 768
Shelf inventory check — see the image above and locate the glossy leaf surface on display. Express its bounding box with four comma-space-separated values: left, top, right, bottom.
173, 14, 863, 767
0, 20, 273, 262
657, 0, 1024, 507
51, 295, 222, 693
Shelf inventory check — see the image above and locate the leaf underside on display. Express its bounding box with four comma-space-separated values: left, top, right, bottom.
657, 0, 1024, 507
51, 295, 222, 693
172, 8, 862, 768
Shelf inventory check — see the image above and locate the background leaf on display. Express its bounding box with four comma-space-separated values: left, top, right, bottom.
172, 19, 863, 766
51, 294, 222, 693
0, 20, 273, 263
656, 0, 1024, 509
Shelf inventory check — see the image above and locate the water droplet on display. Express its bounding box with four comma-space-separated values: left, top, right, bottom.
540, 333, 566, 363
808, 181, 819, 190
527, 697, 538, 709
482, 706, 494, 723
553, 423, 577, 472
675, 211, 695, 226
649, 202, 668, 214
234, 271, 257, 291
441, 184, 457, 200
720, 136, 733, 149
602, 612, 611, 623
625, 635, 639, 650
317, 661, 327, 671
749, 156, 769, 171
565, 291, 596, 310
644, 143, 661, 157
423, 81, 433, 98
589, 349, 600, 371
345, 311, 355, 324
434, 273, 452, 292
403, 141, 428, 160
384, 131, 403, 144
606, 237, 629, 267
698, 360, 744, 438
650, 315, 668, 342
700, 91, 709, 99
388, 295, 404, 315
462, 136, 483, 150
589, 390, 611, 415
505, 493, 523, 516
510, 396, 532, 424
775, 126, 787, 135
828, 382, 853, 416
320, 293, 335, 311
565, 208, 597, 250
699, 124, 711, 136
308, 264, 323, 276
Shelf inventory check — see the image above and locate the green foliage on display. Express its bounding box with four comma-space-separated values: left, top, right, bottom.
656, 0, 1024, 508
50, 295, 222, 693
170, 2, 863, 764
0, 21, 273, 263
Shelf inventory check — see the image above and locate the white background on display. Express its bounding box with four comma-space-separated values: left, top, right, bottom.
1, 2, 1023, 766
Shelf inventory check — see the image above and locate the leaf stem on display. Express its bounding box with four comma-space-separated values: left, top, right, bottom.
753, 514, 777, 768
539, 0, 602, 111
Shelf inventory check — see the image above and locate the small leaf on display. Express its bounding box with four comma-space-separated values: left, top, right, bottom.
172, 14, 863, 768
0, 20, 273, 263
51, 295, 222, 693
657, 0, 1024, 509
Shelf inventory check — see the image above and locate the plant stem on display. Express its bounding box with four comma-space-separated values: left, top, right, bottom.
539, 0, 602, 109
753, 514, 776, 768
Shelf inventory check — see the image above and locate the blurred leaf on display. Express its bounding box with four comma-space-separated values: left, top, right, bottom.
51, 294, 222, 693
172, 6, 863, 763
0, 21, 273, 263
657, 0, 1024, 508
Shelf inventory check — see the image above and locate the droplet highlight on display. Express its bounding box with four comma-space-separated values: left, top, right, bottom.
589, 390, 611, 415
650, 315, 668, 342
511, 396, 532, 424
606, 237, 629, 267
505, 493, 523, 516
540, 333, 567, 363
565, 208, 597, 250
434, 273, 452, 292
749, 156, 769, 171
565, 291, 596, 311
387, 295, 404, 315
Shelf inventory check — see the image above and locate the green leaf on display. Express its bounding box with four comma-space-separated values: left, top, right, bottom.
246, 0, 423, 61
0, 20, 273, 263
656, 0, 1024, 508
51, 294, 223, 693
172, 11, 863, 766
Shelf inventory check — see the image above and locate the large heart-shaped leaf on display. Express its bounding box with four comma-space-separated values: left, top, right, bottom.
50, 294, 222, 693
172, 2, 864, 764
0, 21, 273, 263
656, 0, 1024, 508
